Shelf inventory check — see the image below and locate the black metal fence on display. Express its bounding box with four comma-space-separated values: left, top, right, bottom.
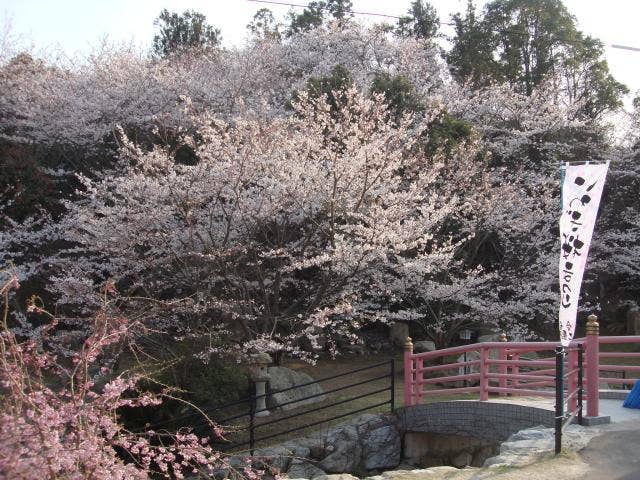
554, 344, 584, 454
143, 359, 396, 455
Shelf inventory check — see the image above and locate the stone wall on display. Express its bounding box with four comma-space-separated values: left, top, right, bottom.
256, 401, 555, 478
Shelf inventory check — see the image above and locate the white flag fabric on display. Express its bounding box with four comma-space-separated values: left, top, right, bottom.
559, 162, 609, 346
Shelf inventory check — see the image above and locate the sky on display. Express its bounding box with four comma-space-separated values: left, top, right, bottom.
2, 0, 639, 99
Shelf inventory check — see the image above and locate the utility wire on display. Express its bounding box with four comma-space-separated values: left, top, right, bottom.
611, 44, 640, 52
247, 0, 640, 53
247, 0, 403, 19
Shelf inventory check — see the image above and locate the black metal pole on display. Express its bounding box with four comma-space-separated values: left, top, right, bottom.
249, 387, 256, 455
463, 350, 468, 388
390, 359, 396, 412
555, 345, 565, 455
578, 343, 583, 426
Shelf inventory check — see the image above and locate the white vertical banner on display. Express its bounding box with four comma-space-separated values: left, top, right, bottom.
559, 162, 609, 346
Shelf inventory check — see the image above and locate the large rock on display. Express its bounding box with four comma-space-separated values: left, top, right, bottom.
253, 446, 296, 471
286, 460, 326, 479
361, 425, 401, 470
364, 467, 461, 480
263, 412, 400, 476
483, 425, 593, 468
314, 475, 360, 480
390, 323, 410, 348
268, 367, 326, 410
318, 425, 361, 473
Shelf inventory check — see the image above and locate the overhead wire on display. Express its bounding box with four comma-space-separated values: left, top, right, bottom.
246, 0, 640, 53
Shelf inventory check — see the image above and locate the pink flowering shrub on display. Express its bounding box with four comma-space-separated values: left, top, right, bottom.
0, 275, 238, 479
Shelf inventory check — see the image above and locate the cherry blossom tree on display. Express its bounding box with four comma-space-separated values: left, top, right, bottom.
38, 88, 474, 359
0, 275, 237, 479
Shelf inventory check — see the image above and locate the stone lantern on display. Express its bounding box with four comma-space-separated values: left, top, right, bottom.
248, 353, 272, 417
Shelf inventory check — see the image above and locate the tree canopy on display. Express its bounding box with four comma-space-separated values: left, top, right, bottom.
152, 9, 221, 57
286, 0, 353, 36
447, 0, 627, 119
396, 0, 440, 40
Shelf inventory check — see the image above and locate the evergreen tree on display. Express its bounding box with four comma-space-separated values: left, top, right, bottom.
247, 8, 281, 40
447, 0, 498, 87
447, 0, 627, 119
396, 0, 440, 40
152, 9, 221, 57
286, 0, 352, 36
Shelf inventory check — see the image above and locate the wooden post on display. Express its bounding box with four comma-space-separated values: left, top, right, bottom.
403, 337, 414, 407
585, 314, 600, 417
480, 346, 490, 401
416, 358, 424, 404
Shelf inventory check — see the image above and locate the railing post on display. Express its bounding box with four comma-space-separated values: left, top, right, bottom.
390, 359, 396, 412
578, 343, 584, 425
568, 347, 578, 413
555, 346, 565, 455
480, 346, 489, 401
416, 358, 424, 404
499, 333, 508, 396
403, 337, 414, 407
585, 314, 600, 417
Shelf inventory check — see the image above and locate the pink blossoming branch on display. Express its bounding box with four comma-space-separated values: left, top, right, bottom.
0, 275, 258, 479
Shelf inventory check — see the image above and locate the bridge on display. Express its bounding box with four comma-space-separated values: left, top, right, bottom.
403, 315, 640, 421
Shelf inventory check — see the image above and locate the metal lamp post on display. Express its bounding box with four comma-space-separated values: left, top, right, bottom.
459, 329, 473, 387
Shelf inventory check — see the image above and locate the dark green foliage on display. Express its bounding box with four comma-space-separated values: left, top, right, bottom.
371, 73, 422, 117
0, 143, 59, 224
425, 113, 474, 156
325, 0, 353, 20
120, 350, 249, 433
292, 64, 353, 113
483, 0, 577, 95
562, 35, 628, 119
153, 9, 221, 57
447, 0, 498, 88
286, 0, 352, 36
171, 357, 249, 410
396, 0, 440, 40
287, 2, 324, 35
370, 72, 473, 156
447, 0, 627, 119
247, 8, 281, 40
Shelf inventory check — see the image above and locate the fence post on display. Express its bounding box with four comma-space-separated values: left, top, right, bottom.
390, 359, 396, 412
499, 332, 508, 396
555, 346, 565, 455
249, 388, 256, 455
416, 358, 424, 404
479, 346, 489, 401
403, 337, 414, 407
585, 314, 600, 417
578, 343, 584, 425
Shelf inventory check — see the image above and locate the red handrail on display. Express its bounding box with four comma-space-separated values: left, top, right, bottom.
403, 323, 640, 417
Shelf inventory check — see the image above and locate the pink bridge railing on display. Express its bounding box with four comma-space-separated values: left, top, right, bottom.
403, 315, 640, 417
